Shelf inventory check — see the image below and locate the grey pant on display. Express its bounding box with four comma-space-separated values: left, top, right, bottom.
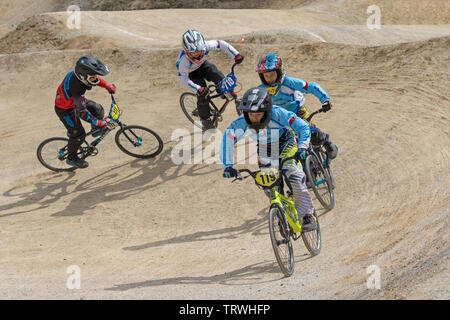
258, 132, 314, 217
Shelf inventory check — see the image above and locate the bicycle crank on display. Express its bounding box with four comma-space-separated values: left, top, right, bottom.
81, 146, 98, 157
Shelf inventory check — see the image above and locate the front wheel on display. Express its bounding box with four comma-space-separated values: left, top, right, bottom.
180, 92, 202, 129
268, 204, 294, 277
301, 211, 321, 256
305, 152, 335, 210
115, 125, 163, 159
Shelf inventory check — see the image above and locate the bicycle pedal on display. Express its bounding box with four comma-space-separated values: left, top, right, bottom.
90, 148, 99, 156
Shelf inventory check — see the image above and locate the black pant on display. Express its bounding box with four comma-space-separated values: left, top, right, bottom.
54, 99, 104, 158
295, 109, 330, 146
189, 61, 224, 120
310, 129, 330, 146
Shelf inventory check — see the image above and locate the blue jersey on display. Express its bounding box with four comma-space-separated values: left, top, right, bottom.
220, 106, 311, 167
259, 75, 330, 113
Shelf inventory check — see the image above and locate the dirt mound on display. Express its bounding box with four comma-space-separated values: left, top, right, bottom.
0, 0, 308, 38
0, 15, 68, 54
0, 9, 340, 54
57, 0, 311, 10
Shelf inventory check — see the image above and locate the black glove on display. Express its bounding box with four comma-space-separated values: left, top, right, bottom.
223, 167, 238, 178
197, 87, 209, 97
321, 100, 332, 112
234, 54, 244, 64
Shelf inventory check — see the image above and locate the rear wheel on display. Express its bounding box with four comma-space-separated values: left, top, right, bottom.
301, 210, 321, 256
305, 152, 335, 210
36, 137, 77, 172
268, 204, 294, 277
115, 125, 163, 159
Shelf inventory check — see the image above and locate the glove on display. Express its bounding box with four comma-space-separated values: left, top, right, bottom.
223, 167, 238, 179
296, 148, 307, 161
321, 100, 332, 112
106, 84, 116, 94
92, 119, 108, 128
234, 54, 244, 64
197, 86, 209, 97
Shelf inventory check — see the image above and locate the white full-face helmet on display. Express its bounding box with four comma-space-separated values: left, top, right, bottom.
182, 29, 207, 64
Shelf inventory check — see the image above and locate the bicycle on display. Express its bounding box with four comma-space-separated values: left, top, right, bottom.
180, 62, 242, 129
302, 108, 336, 210
231, 156, 321, 277
37, 94, 164, 172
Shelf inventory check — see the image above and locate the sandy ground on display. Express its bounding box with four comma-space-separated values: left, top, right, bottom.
0, 1, 449, 299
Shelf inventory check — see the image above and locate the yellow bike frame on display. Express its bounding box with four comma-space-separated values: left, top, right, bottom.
253, 168, 303, 234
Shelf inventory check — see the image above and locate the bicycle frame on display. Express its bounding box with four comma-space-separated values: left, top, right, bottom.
270, 187, 303, 234
206, 62, 240, 115
235, 158, 305, 234
78, 94, 126, 156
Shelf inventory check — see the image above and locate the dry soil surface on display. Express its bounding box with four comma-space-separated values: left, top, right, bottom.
0, 1, 449, 299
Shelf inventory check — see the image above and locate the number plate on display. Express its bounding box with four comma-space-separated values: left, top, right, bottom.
218, 73, 237, 93
109, 103, 120, 121
255, 168, 281, 188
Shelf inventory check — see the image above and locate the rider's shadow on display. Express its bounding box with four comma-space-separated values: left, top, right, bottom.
0, 173, 77, 218
123, 208, 268, 251
110, 208, 313, 290
107, 209, 284, 291
105, 208, 311, 291
0, 136, 218, 218
50, 140, 221, 217
106, 251, 313, 292
105, 260, 284, 292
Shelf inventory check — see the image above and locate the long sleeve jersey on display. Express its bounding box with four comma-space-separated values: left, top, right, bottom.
220, 106, 311, 167
55, 71, 110, 122
259, 76, 330, 114
176, 40, 240, 92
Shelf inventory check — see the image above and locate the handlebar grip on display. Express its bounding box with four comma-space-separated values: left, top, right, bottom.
231, 62, 238, 75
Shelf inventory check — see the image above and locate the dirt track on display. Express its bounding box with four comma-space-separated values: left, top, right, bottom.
0, 1, 449, 299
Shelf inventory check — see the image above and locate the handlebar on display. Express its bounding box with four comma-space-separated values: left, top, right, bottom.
110, 93, 117, 104
206, 62, 240, 97
230, 155, 298, 182
231, 61, 238, 75
232, 168, 259, 182
306, 108, 324, 123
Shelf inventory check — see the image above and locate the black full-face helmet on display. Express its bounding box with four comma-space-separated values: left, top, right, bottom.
238, 87, 273, 131
74, 55, 110, 86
